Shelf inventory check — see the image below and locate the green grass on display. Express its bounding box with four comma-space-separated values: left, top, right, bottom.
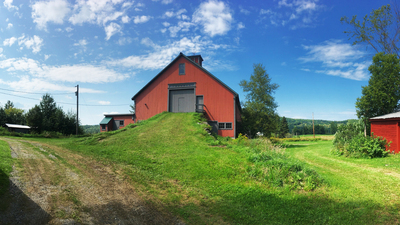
18, 113, 400, 224
0, 139, 13, 197
285, 140, 400, 223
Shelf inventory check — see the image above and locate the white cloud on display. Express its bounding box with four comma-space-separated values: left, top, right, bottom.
44, 54, 51, 60
105, 36, 235, 71
164, 9, 187, 19
260, 0, 323, 29
168, 21, 194, 37
240, 7, 250, 15
3, 37, 17, 46
104, 22, 121, 40
68, 0, 125, 25
117, 37, 132, 45
31, 0, 71, 30
99, 101, 111, 105
18, 35, 44, 53
1, 76, 103, 94
0, 57, 129, 84
162, 22, 170, 27
192, 0, 233, 37
4, 0, 18, 10
65, 27, 73, 32
237, 22, 245, 29
153, 0, 173, 4
74, 39, 88, 47
7, 23, 13, 29
121, 15, 130, 23
133, 15, 151, 24
300, 40, 370, 80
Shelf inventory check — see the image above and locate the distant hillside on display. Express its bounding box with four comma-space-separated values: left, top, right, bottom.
82, 125, 100, 134
286, 118, 356, 135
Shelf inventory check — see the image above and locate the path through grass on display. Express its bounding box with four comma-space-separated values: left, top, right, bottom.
286, 140, 400, 224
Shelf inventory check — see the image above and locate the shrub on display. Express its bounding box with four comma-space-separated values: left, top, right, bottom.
332, 120, 390, 158
232, 138, 324, 191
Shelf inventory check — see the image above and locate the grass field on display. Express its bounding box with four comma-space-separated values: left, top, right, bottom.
3, 113, 400, 224
0, 140, 13, 197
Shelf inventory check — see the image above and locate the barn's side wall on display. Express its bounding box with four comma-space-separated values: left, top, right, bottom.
135, 57, 236, 137
371, 120, 399, 153
111, 115, 135, 129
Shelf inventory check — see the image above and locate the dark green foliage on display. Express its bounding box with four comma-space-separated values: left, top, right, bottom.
278, 116, 289, 138
341, 4, 400, 57
0, 101, 26, 126
330, 122, 338, 134
25, 94, 83, 135
332, 120, 390, 158
356, 53, 400, 136
26, 105, 43, 133
286, 118, 346, 135
239, 64, 279, 138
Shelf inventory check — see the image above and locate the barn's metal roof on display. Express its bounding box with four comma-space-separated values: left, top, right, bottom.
104, 113, 134, 117
370, 111, 400, 120
99, 117, 113, 125
5, 123, 31, 129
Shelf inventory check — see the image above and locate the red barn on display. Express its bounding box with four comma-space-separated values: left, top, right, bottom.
99, 113, 135, 132
132, 52, 242, 137
370, 112, 400, 153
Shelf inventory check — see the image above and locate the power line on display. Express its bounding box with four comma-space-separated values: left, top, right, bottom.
0, 91, 130, 107
0, 87, 73, 95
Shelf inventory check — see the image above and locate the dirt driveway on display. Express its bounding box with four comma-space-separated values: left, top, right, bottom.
0, 138, 183, 225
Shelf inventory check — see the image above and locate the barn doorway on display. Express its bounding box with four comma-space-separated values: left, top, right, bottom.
169, 89, 195, 112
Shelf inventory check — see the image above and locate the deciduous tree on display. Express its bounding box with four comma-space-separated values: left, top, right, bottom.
341, 4, 400, 57
356, 53, 400, 135
239, 63, 279, 138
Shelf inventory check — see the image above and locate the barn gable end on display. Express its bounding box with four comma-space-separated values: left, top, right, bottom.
132, 52, 241, 138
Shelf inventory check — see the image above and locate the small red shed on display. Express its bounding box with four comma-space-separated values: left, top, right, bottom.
370, 112, 400, 153
99, 113, 135, 132
131, 52, 242, 138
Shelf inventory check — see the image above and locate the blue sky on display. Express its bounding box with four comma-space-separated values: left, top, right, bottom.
0, 0, 391, 125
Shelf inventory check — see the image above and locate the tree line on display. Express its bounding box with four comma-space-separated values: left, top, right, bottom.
1, 94, 83, 135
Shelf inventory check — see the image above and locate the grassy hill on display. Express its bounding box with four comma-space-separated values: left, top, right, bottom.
38, 112, 326, 224
5, 112, 400, 224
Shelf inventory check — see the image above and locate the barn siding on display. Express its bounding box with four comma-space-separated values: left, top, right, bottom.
371, 120, 399, 153
135, 56, 237, 137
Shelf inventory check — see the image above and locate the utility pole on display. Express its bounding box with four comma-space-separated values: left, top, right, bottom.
312, 112, 315, 138
75, 85, 79, 135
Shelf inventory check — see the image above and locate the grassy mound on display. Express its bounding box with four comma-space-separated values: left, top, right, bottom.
43, 112, 323, 224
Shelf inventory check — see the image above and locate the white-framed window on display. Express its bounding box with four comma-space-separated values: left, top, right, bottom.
179, 63, 185, 75
101, 124, 106, 130
119, 120, 124, 127
218, 122, 233, 130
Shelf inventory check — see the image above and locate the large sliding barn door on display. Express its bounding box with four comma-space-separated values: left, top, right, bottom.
169, 89, 195, 112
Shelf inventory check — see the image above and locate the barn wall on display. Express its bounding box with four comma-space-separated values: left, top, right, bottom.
135, 56, 236, 137
371, 120, 399, 153
111, 115, 135, 129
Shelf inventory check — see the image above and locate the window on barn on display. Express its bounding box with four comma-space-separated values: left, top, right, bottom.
218, 122, 233, 130
119, 120, 124, 127
179, 63, 185, 75
101, 124, 106, 130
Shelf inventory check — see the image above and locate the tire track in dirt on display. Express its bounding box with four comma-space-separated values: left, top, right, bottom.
0, 138, 185, 225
